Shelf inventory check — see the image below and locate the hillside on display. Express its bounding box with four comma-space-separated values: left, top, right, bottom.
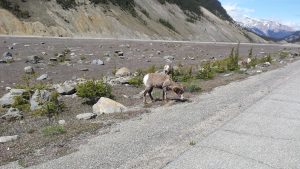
0, 0, 265, 42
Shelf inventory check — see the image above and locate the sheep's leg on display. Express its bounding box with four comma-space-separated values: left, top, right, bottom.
163, 87, 168, 101
148, 87, 154, 101
143, 88, 150, 103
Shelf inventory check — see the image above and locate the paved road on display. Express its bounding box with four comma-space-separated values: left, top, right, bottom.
3, 60, 300, 169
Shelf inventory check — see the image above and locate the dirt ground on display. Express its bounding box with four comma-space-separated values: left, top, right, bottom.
0, 36, 300, 167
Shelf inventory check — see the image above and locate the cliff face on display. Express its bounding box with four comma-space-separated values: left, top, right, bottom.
0, 0, 265, 42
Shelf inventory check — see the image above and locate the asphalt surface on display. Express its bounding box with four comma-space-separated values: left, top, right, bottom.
2, 57, 300, 168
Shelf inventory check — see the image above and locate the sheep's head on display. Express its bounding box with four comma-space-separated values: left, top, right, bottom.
171, 84, 185, 100
164, 65, 172, 75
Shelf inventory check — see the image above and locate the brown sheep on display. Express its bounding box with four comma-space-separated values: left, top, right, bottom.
143, 73, 184, 103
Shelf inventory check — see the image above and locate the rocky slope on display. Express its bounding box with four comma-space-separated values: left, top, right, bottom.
0, 0, 265, 42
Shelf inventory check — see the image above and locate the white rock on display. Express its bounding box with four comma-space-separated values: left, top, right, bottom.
93, 97, 127, 115
0, 135, 19, 143
76, 113, 97, 120
37, 74, 48, 81
58, 120, 66, 125
24, 66, 34, 74
115, 67, 131, 77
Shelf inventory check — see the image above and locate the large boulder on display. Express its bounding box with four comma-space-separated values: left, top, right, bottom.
0, 89, 26, 107
104, 76, 132, 86
30, 90, 51, 111
115, 67, 131, 77
92, 97, 127, 115
1, 108, 23, 121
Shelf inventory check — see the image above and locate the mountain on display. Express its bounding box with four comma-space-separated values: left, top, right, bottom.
0, 0, 265, 42
238, 17, 295, 40
284, 31, 300, 43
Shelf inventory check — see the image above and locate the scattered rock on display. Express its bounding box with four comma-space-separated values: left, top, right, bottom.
58, 120, 66, 125
104, 76, 132, 85
30, 90, 51, 111
76, 113, 97, 120
2, 52, 13, 62
37, 74, 48, 81
55, 81, 76, 95
0, 89, 26, 107
26, 55, 42, 64
91, 59, 104, 65
92, 97, 127, 115
262, 62, 271, 67
24, 66, 34, 74
163, 55, 175, 60
0, 135, 19, 143
115, 67, 131, 77
8, 46, 13, 50
1, 108, 23, 121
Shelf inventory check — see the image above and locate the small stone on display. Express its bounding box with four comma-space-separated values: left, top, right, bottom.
0, 135, 19, 143
262, 62, 271, 67
115, 67, 131, 77
24, 66, 34, 74
76, 113, 97, 120
58, 120, 66, 125
1, 108, 23, 121
91, 59, 104, 65
163, 55, 175, 60
37, 74, 48, 81
50, 58, 58, 62
27, 55, 42, 64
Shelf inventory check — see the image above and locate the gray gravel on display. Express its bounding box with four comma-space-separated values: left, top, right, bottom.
2, 50, 300, 168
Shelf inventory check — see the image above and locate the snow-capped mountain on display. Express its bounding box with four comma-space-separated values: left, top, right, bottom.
238, 17, 295, 40
284, 31, 300, 43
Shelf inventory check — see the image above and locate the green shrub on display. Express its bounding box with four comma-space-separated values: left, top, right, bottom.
227, 47, 240, 71
76, 80, 113, 103
212, 59, 228, 73
42, 125, 66, 137
280, 51, 289, 59
145, 65, 157, 74
197, 62, 215, 80
172, 66, 194, 82
128, 76, 143, 87
12, 95, 30, 112
185, 83, 201, 93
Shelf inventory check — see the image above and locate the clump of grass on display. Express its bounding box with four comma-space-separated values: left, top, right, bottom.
189, 140, 196, 146
128, 76, 143, 87
76, 80, 113, 104
227, 46, 240, 71
42, 125, 66, 137
12, 95, 30, 112
185, 83, 201, 93
145, 65, 157, 74
280, 51, 289, 60
197, 62, 215, 80
172, 65, 194, 82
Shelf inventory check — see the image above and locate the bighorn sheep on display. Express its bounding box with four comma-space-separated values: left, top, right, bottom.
143, 73, 184, 103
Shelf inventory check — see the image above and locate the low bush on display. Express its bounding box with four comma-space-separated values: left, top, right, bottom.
12, 95, 30, 112
128, 76, 143, 87
76, 80, 113, 103
197, 62, 215, 80
185, 83, 201, 93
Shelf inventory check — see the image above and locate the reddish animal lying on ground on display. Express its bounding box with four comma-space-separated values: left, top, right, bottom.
143, 73, 184, 103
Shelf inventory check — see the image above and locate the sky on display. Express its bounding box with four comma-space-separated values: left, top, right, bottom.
219, 0, 300, 29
